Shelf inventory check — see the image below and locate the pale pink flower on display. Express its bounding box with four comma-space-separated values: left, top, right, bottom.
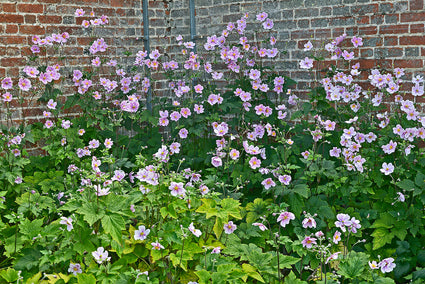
60, 217, 73, 231
302, 216, 317, 229
277, 211, 295, 227
92, 247, 110, 264
379, 258, 396, 273
252, 222, 267, 231
301, 236, 317, 249
223, 221, 237, 234
134, 225, 150, 241
151, 242, 164, 250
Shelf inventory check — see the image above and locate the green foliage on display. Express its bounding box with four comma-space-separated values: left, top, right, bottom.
1, 8, 425, 284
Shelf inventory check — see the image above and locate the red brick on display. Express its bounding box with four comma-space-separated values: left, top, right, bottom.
2, 3, 16, 12
351, 4, 379, 15
1, 57, 26, 67
422, 48, 425, 56
7, 67, 20, 77
359, 26, 377, 35
6, 25, 18, 34
393, 59, 423, 68
384, 36, 398, 46
19, 25, 45, 35
0, 68, 5, 77
18, 4, 44, 13
332, 27, 345, 37
116, 8, 126, 16
291, 30, 314, 39
77, 37, 94, 45
111, 0, 124, 7
360, 59, 392, 69
0, 36, 26, 45
380, 24, 409, 34
410, 0, 424, 10
360, 48, 373, 58
357, 16, 370, 25
410, 24, 424, 33
38, 15, 62, 24
400, 12, 425, 22
315, 29, 331, 38
400, 35, 425, 45
39, 0, 64, 3
0, 14, 24, 24
25, 15, 37, 24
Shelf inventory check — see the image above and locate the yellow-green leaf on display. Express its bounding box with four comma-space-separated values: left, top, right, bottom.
213, 217, 224, 239
242, 263, 265, 283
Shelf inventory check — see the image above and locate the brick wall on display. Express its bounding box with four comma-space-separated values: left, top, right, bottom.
1, 0, 424, 126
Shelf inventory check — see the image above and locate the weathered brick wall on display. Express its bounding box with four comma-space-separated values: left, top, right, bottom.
1, 0, 424, 125
181, 0, 425, 97
0, 0, 150, 125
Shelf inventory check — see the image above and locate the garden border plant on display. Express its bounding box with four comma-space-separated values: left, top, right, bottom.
1, 9, 425, 284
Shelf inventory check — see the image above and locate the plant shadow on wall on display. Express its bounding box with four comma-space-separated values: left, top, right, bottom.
1, 8, 425, 284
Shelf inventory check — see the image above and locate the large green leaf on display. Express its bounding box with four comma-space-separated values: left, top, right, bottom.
101, 213, 125, 242
338, 251, 369, 279
19, 218, 44, 240
14, 248, 42, 270
195, 270, 211, 284
80, 202, 104, 226
372, 228, 394, 250
77, 274, 96, 284
0, 268, 19, 282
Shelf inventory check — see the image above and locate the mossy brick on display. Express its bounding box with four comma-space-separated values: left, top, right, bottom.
275, 20, 297, 30
210, 5, 229, 15
333, 6, 351, 16
320, 7, 332, 16
394, 1, 409, 12
263, 1, 280, 10
281, 0, 302, 9
384, 14, 399, 24
281, 10, 294, 19
351, 4, 378, 15
379, 3, 394, 13
170, 9, 186, 18
311, 18, 329, 28
331, 17, 355, 26
371, 15, 384, 25
405, 47, 420, 57
230, 4, 239, 13
297, 19, 310, 29
363, 37, 383, 47
295, 8, 319, 18
375, 48, 403, 58
305, 0, 341, 7
62, 16, 74, 25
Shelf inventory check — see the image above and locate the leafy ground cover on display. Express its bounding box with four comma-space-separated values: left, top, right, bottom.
1, 10, 425, 284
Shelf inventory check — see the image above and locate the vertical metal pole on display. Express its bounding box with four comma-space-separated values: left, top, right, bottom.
189, 0, 198, 98
143, 0, 152, 112
189, 0, 197, 54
